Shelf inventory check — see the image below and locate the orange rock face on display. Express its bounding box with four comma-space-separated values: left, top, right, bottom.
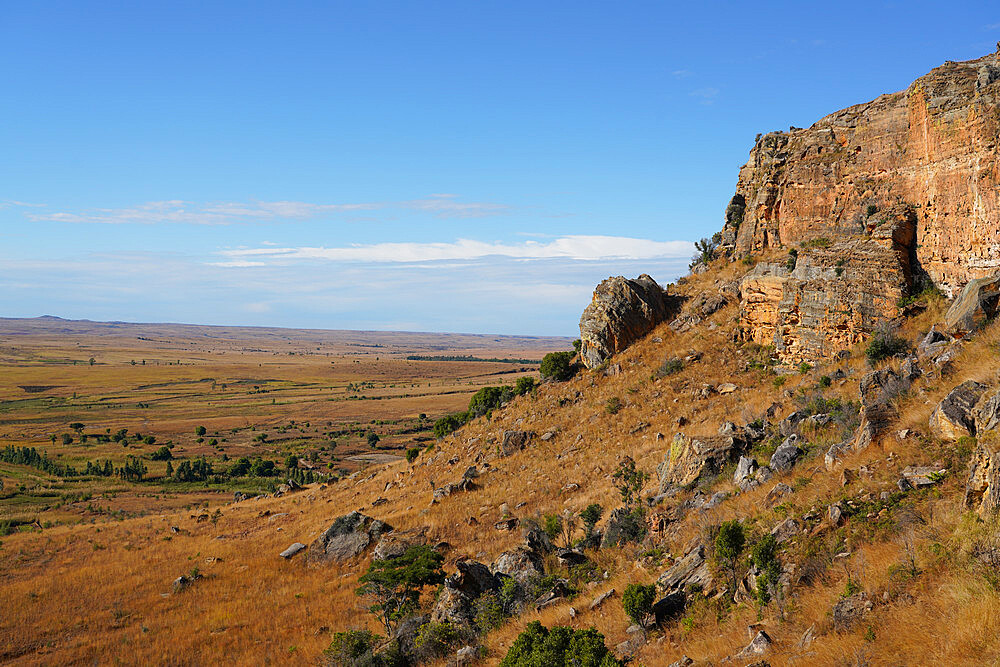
723, 53, 1000, 296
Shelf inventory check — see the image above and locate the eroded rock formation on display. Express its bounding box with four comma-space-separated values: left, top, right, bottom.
579, 274, 678, 369
720, 53, 1000, 294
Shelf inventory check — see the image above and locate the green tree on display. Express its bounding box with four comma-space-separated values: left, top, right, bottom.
355, 544, 445, 634
580, 503, 603, 538
612, 456, 647, 509
285, 454, 299, 470
165, 460, 173, 477
433, 412, 468, 438
540, 351, 576, 382
195, 425, 207, 436
69, 422, 85, 433
751, 533, 782, 614
61, 433, 73, 445
405, 447, 420, 464
622, 583, 656, 626
366, 432, 380, 448
323, 630, 381, 666
715, 520, 746, 594
150, 446, 173, 460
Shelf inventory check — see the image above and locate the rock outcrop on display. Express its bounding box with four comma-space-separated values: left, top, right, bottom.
929, 380, 988, 440
738, 211, 916, 363
720, 53, 1000, 296
307, 511, 393, 565
657, 433, 742, 491
945, 274, 1000, 334
965, 437, 1000, 515
579, 274, 677, 369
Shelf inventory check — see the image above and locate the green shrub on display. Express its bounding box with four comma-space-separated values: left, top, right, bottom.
819, 375, 832, 388
622, 583, 656, 625
542, 513, 562, 541
865, 204, 878, 217
657, 357, 684, 377
798, 362, 812, 374
605, 397, 622, 415
405, 447, 420, 464
414, 621, 462, 660
750, 533, 781, 610
785, 248, 798, 271
500, 621, 620, 667
866, 332, 909, 364
514, 376, 537, 396
195, 426, 207, 436
540, 351, 577, 382
580, 503, 603, 538
468, 386, 514, 418
355, 545, 445, 634
800, 237, 831, 249
433, 412, 468, 438
323, 629, 380, 666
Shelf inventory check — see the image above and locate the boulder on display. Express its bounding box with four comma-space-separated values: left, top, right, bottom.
764, 482, 793, 506
769, 435, 803, 472
491, 547, 544, 588
778, 410, 807, 437
589, 588, 616, 610
965, 440, 1000, 515
945, 274, 1000, 334
734, 456, 759, 491
832, 593, 872, 631
307, 511, 393, 565
739, 630, 773, 657
901, 465, 947, 487
771, 517, 800, 543
555, 548, 588, 567
929, 381, 988, 440
656, 545, 714, 595
976, 389, 1000, 434
432, 477, 475, 502
373, 529, 426, 560
499, 430, 534, 457
279, 542, 306, 559
430, 560, 499, 625
657, 433, 742, 490
579, 274, 677, 369
172, 575, 193, 593
652, 591, 686, 623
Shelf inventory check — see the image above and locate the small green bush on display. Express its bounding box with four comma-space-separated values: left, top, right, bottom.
405, 447, 420, 464
514, 376, 537, 396
657, 357, 684, 377
605, 397, 622, 415
323, 630, 380, 666
865, 204, 878, 217
622, 583, 656, 625
800, 237, 831, 249
866, 332, 909, 364
540, 351, 577, 382
433, 412, 468, 438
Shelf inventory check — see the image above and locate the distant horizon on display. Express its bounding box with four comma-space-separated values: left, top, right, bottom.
0, 313, 577, 340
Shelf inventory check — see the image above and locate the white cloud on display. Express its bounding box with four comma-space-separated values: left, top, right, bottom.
27, 196, 509, 225
215, 235, 695, 265
690, 87, 720, 105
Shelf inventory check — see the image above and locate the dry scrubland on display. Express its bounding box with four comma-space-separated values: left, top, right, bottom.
5, 263, 1000, 666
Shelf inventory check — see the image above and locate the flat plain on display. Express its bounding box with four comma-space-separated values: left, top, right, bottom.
0, 316, 570, 529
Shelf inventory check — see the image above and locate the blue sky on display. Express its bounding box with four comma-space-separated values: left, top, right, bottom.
2, 1, 999, 335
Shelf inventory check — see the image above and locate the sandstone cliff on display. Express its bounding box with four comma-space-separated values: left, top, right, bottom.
721, 52, 1000, 296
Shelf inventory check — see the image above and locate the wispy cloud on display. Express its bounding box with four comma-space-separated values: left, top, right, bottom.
671, 69, 693, 78
985, 22, 1000, 30
0, 200, 45, 209
689, 87, 720, 105
212, 235, 695, 265
27, 195, 509, 225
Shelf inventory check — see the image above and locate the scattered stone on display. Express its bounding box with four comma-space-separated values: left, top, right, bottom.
840, 468, 856, 487
589, 588, 616, 610
307, 512, 393, 565
540, 431, 556, 441
455, 645, 478, 666
431, 559, 500, 624
462, 466, 479, 479
494, 518, 519, 531
832, 593, 872, 630
561, 482, 580, 494
828, 503, 844, 526
930, 381, 988, 440
769, 435, 803, 472
668, 657, 694, 667
172, 575, 193, 593
739, 630, 772, 657
901, 465, 947, 487
771, 517, 800, 543
778, 411, 807, 437
764, 483, 793, 506
500, 430, 534, 457
433, 477, 475, 502
976, 389, 1000, 434
280, 543, 306, 559
371, 497, 388, 507
718, 383, 738, 394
